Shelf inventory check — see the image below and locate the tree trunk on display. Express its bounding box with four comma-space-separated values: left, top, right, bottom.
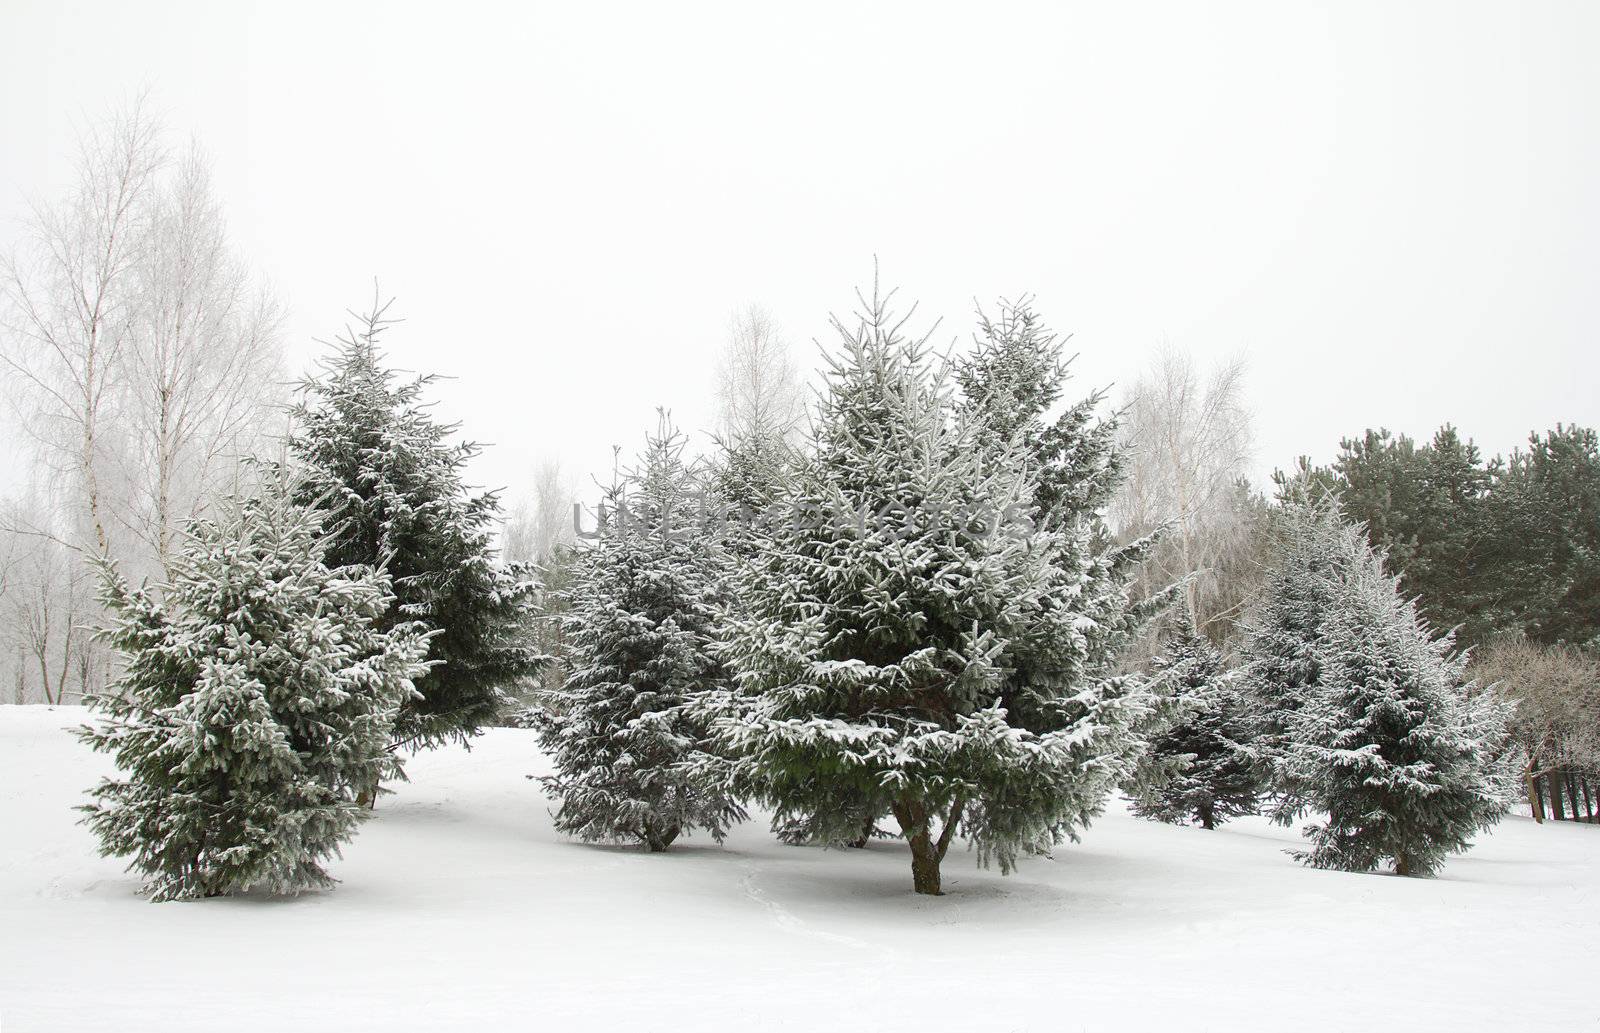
1550, 772, 1566, 820
1198, 801, 1216, 830
847, 815, 876, 849
908, 839, 942, 895
1394, 854, 1413, 877
53, 622, 74, 706
1527, 765, 1545, 823
36, 649, 55, 706
644, 823, 680, 853
892, 794, 963, 896
82, 369, 112, 558
892, 797, 941, 895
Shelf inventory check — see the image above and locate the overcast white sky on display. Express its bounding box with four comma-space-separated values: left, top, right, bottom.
2, 1, 1595, 500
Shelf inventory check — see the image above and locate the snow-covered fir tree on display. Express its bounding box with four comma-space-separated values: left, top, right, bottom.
1268, 516, 1514, 876
710, 429, 795, 548
288, 300, 543, 751
716, 283, 1155, 895
957, 296, 1177, 801
709, 433, 884, 849
954, 296, 1123, 523
535, 414, 746, 851
1243, 496, 1514, 874
1131, 632, 1261, 829
77, 482, 431, 901
1239, 494, 1351, 818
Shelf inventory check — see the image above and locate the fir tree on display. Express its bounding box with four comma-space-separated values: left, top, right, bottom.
957, 296, 1178, 802
535, 414, 746, 851
288, 299, 543, 751
1246, 500, 1514, 876
717, 283, 1153, 895
77, 483, 430, 901
1239, 493, 1350, 818
1131, 632, 1260, 829
954, 296, 1122, 521
709, 428, 796, 557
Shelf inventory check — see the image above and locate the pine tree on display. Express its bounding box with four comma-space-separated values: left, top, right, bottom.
1131, 632, 1260, 829
1320, 426, 1497, 647
76, 483, 430, 901
717, 283, 1153, 895
1491, 425, 1600, 646
535, 414, 746, 851
288, 299, 543, 751
1246, 500, 1514, 876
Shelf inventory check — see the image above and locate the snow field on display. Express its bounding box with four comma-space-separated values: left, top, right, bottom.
2, 706, 1594, 1032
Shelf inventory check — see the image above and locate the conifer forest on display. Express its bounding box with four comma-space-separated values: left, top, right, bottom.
1, 4, 1595, 1031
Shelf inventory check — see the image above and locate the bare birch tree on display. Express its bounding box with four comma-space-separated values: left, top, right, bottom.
119, 144, 285, 568
1112, 348, 1260, 643
713, 305, 805, 446
0, 101, 284, 703
502, 458, 578, 566
0, 100, 164, 558
1, 102, 284, 579
0, 493, 97, 705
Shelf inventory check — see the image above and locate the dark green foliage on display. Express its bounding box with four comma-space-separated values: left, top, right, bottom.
1132, 633, 1260, 829
288, 302, 543, 749
1489, 425, 1600, 647
536, 416, 746, 851
1296, 422, 1600, 650
718, 285, 1153, 895
1317, 427, 1496, 646
955, 296, 1123, 520
77, 485, 430, 901
1245, 500, 1513, 876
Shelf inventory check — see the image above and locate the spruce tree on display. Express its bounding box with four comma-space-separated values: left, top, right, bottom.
717, 284, 1153, 895
1239, 493, 1351, 818
958, 297, 1177, 801
1131, 632, 1260, 829
1246, 500, 1514, 876
710, 429, 796, 556
288, 300, 542, 750
77, 483, 430, 901
954, 296, 1122, 521
535, 414, 746, 851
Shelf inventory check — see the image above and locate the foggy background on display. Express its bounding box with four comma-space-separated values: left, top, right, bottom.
2, 0, 1595, 495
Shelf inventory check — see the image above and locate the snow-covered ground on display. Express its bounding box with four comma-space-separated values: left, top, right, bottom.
2, 706, 1594, 1033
